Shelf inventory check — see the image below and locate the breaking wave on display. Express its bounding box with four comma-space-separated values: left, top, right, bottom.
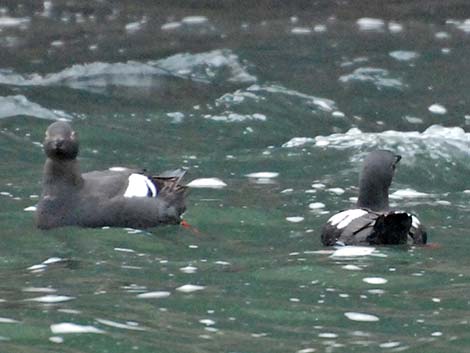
0, 95, 71, 120
0, 49, 256, 92
283, 125, 470, 162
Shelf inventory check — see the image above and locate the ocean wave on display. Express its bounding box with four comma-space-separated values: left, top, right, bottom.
339, 67, 406, 90
282, 125, 470, 161
204, 83, 338, 122
0, 95, 71, 120
0, 49, 256, 91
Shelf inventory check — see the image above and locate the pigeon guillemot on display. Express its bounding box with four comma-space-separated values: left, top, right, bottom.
321, 150, 427, 246
35, 121, 187, 229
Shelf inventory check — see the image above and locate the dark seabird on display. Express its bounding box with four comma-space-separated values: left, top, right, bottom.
321, 150, 427, 246
36, 121, 187, 229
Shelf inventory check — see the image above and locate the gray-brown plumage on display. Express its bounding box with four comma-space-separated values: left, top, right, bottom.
36, 121, 187, 229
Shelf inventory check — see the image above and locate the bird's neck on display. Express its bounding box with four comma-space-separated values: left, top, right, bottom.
356, 180, 389, 211
42, 158, 84, 195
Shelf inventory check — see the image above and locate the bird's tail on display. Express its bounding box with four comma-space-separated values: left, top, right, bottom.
368, 212, 412, 245
151, 169, 188, 220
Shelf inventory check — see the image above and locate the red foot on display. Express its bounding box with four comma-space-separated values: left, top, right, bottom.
424, 242, 441, 249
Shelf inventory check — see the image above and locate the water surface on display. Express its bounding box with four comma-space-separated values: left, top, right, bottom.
0, 1, 469, 352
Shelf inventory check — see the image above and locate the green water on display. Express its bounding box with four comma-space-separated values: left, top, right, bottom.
0, 1, 469, 352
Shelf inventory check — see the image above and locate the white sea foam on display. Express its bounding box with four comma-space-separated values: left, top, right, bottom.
344, 312, 379, 322
286, 216, 304, 223
136, 291, 171, 299
390, 188, 431, 199
22, 287, 57, 293
161, 22, 182, 30
291, 27, 312, 35
308, 202, 325, 209
181, 16, 209, 25
246, 172, 279, 179
246, 84, 337, 112
155, 49, 256, 83
389, 50, 419, 61
203, 112, 266, 122
0, 95, 71, 120
388, 22, 404, 33
176, 284, 205, 293
187, 178, 227, 189
180, 265, 198, 274
428, 104, 447, 114
0, 317, 20, 323
0, 16, 30, 28
331, 246, 376, 258
339, 67, 405, 90
26, 295, 74, 303
357, 18, 385, 31
95, 318, 147, 331
363, 277, 388, 285
50, 323, 104, 334
199, 319, 216, 326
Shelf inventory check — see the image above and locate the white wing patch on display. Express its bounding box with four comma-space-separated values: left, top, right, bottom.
124, 174, 157, 198
328, 209, 368, 229
411, 215, 421, 228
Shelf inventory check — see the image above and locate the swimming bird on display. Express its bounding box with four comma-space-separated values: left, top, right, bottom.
35, 121, 187, 229
321, 150, 427, 246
